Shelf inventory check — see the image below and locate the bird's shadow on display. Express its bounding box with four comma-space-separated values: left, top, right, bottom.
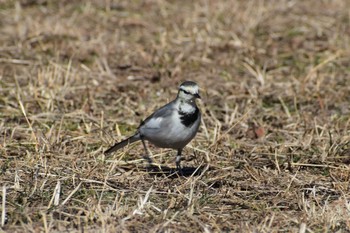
146, 164, 207, 178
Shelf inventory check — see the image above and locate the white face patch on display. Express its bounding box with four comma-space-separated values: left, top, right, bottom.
180, 84, 199, 95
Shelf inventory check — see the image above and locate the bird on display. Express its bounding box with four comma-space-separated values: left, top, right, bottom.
104, 81, 201, 171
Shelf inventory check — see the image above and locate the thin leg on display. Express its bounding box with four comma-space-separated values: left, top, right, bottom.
140, 136, 153, 165
176, 148, 183, 172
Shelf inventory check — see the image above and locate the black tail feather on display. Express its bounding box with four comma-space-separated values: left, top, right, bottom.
104, 134, 140, 155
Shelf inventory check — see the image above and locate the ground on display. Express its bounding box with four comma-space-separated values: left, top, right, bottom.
1, 0, 350, 232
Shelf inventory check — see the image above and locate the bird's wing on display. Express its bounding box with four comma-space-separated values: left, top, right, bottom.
139, 101, 175, 129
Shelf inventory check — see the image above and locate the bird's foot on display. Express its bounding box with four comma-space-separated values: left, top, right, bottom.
176, 162, 183, 176
143, 155, 153, 167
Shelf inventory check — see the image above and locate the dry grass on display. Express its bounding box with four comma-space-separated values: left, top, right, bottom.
1, 0, 350, 232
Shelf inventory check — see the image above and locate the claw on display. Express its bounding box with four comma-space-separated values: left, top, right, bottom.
176, 150, 183, 175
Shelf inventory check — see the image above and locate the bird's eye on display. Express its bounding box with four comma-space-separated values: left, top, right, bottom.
183, 90, 190, 95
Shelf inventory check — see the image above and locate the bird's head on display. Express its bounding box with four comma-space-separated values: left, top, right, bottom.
177, 81, 201, 101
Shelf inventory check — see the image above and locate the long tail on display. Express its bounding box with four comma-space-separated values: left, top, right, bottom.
104, 133, 140, 155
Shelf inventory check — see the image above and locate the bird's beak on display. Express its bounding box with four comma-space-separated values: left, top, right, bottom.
194, 93, 201, 99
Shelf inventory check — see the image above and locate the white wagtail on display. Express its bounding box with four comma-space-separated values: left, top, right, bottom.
105, 81, 201, 171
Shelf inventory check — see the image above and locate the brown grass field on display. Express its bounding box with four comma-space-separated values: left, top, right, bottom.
1, 0, 350, 232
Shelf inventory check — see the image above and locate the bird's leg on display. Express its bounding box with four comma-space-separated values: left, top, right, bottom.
140, 136, 153, 166
176, 148, 183, 173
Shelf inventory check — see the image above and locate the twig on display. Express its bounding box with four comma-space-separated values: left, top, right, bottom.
1, 186, 6, 227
